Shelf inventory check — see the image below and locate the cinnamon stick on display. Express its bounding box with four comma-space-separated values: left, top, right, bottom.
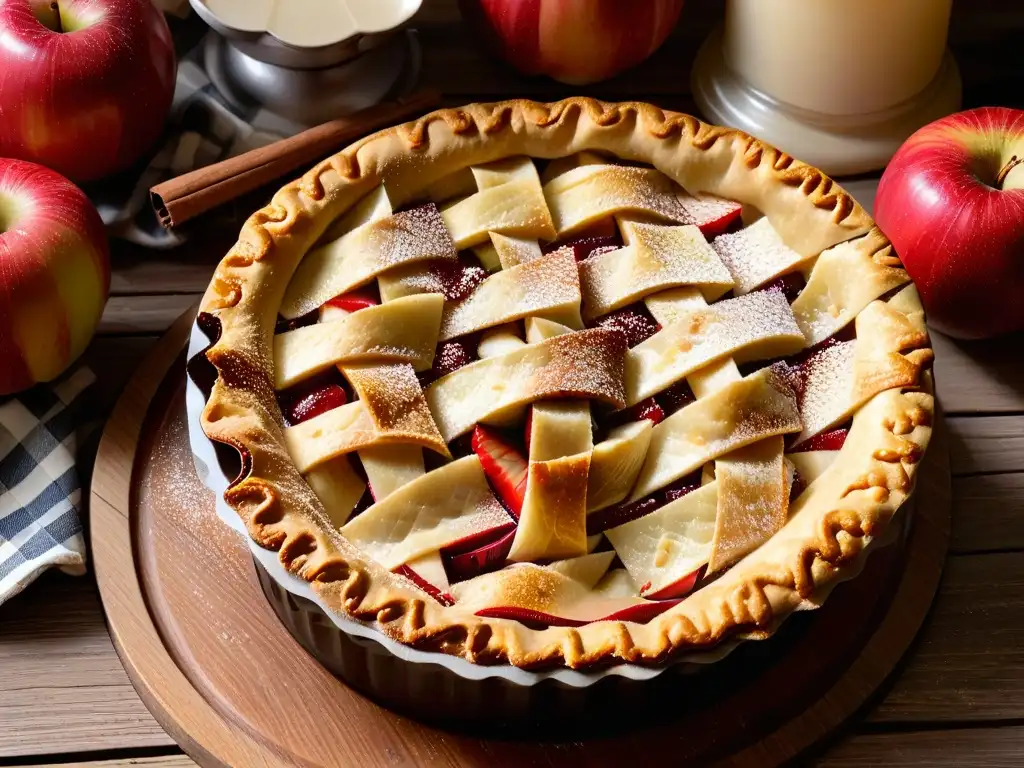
150, 88, 442, 230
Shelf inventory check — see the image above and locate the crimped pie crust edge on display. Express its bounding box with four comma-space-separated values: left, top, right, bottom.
197, 98, 934, 670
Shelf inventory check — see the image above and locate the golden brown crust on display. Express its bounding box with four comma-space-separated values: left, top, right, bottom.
197, 98, 930, 670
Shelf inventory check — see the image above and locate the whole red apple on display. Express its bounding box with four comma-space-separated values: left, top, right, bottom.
0, 158, 110, 395
459, 0, 685, 85
875, 107, 1024, 339
0, 0, 176, 184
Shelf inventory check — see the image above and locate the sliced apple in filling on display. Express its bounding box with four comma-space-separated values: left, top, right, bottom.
341, 455, 513, 569
676, 191, 743, 236
439, 249, 583, 340
358, 444, 424, 501
509, 401, 593, 563
787, 450, 840, 488
273, 294, 444, 388
629, 365, 801, 501
304, 455, 366, 528
625, 289, 805, 405
711, 216, 816, 295
547, 551, 616, 588
451, 562, 681, 627
593, 568, 639, 598
707, 437, 790, 574
477, 325, 527, 358
394, 550, 453, 605
606, 481, 718, 599
281, 194, 457, 319
425, 328, 626, 442
524, 316, 574, 343
543, 163, 689, 237
284, 363, 448, 473
587, 420, 653, 512
579, 219, 733, 319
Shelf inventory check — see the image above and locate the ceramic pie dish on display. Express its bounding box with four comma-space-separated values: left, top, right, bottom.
191, 98, 935, 679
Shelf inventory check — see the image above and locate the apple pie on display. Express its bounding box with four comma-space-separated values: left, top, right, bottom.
196, 98, 934, 669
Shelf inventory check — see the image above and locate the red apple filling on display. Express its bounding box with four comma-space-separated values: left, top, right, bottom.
452, 562, 681, 629
789, 427, 849, 453
590, 304, 662, 348
417, 337, 480, 386
542, 232, 623, 262
430, 252, 489, 301
324, 285, 381, 313
394, 563, 455, 606
443, 526, 518, 582
471, 425, 529, 519
586, 471, 702, 534
678, 192, 743, 237
276, 369, 352, 426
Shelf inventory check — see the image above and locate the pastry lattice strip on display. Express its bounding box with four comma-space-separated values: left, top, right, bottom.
282, 188, 458, 319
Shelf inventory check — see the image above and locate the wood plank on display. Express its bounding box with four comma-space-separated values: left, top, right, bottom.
871, 552, 1024, 723
948, 416, 1024, 476
816, 726, 1024, 767
932, 332, 1024, 415
952, 474, 1024, 554
99, 295, 199, 335
0, 573, 176, 759
27, 757, 194, 768
110, 249, 218, 296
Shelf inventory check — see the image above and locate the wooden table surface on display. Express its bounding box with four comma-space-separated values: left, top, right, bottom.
2, 2, 1022, 766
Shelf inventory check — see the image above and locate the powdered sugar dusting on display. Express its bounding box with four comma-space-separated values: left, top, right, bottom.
712, 217, 811, 295
545, 165, 689, 235
580, 221, 733, 317
439, 250, 581, 340
626, 290, 805, 404
795, 340, 856, 444
368, 203, 458, 269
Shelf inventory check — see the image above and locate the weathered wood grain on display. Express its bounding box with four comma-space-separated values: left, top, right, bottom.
25, 757, 194, 768
952, 474, 1024, 554
932, 333, 1024, 415
0, 574, 176, 759
948, 416, 1024, 476
870, 552, 1024, 723
99, 295, 199, 335
815, 726, 1024, 767
10, 551, 1019, 759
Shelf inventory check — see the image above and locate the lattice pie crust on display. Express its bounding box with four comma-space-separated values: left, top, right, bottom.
197, 99, 934, 669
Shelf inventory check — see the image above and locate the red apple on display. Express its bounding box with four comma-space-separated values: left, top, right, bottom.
874, 107, 1024, 339
458, 0, 685, 85
0, 159, 110, 394
0, 0, 176, 183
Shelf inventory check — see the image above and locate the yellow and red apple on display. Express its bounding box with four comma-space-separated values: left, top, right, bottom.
459, 0, 686, 85
0, 0, 176, 184
875, 107, 1024, 339
0, 159, 110, 395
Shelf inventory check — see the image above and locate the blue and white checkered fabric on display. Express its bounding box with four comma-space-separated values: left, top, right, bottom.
0, 368, 99, 605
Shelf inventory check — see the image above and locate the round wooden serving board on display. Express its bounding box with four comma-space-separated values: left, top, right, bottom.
91, 308, 952, 768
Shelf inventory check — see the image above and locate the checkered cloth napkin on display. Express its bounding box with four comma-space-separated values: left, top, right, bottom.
0, 368, 100, 605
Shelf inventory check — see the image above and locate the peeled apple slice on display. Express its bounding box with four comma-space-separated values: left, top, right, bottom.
606, 481, 718, 599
